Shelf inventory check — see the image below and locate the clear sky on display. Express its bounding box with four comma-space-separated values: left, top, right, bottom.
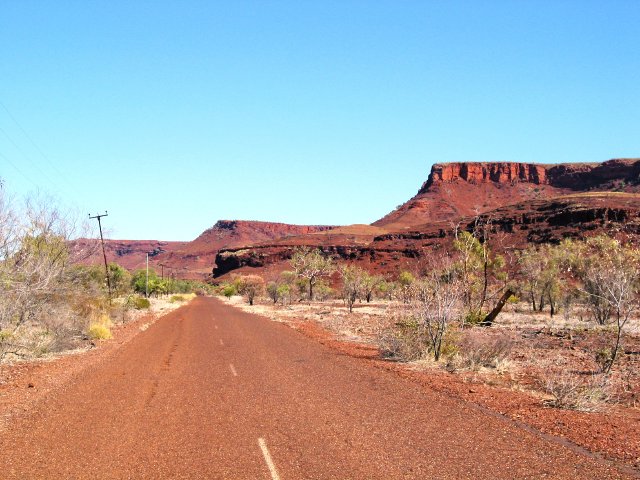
1, 1, 638, 240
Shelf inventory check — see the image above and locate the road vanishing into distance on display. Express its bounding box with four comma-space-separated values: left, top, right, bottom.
0, 297, 633, 479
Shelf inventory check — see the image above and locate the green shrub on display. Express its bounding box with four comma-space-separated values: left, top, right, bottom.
221, 284, 237, 298
170, 295, 185, 303
132, 297, 150, 310
462, 310, 486, 326
88, 323, 112, 340
277, 284, 291, 305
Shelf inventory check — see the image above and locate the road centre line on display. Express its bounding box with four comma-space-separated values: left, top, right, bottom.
258, 438, 281, 480
219, 339, 225, 346
214, 325, 219, 330
229, 363, 238, 377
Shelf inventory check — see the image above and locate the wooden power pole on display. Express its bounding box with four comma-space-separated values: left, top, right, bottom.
89, 211, 112, 300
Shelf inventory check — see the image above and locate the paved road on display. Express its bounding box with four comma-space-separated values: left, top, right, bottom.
0, 297, 632, 479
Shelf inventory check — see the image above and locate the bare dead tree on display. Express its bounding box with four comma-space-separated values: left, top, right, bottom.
411, 255, 463, 361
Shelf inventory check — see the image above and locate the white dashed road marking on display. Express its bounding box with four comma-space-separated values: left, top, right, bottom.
258, 437, 281, 480
219, 339, 225, 346
229, 364, 238, 377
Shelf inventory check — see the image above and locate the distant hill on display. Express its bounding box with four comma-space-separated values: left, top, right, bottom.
73, 158, 640, 280
71, 221, 334, 279
373, 159, 640, 230
213, 159, 640, 278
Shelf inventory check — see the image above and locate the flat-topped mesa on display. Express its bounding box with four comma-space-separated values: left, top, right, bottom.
420, 159, 640, 193
421, 162, 550, 193
205, 220, 335, 237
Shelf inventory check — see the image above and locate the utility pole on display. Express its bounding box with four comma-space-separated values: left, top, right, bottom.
89, 211, 111, 300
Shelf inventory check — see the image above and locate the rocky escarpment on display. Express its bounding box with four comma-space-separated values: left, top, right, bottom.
69, 239, 187, 273
72, 220, 336, 280
213, 193, 640, 278
199, 220, 335, 243
421, 162, 551, 190
420, 159, 640, 192
155, 220, 336, 278
375, 159, 640, 230
374, 193, 640, 248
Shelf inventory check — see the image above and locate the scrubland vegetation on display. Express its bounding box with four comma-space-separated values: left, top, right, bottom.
0, 188, 207, 363
219, 222, 640, 413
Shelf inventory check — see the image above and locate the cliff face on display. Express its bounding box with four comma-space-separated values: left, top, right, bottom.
375, 159, 640, 230
421, 162, 549, 192
214, 192, 640, 279
421, 159, 640, 193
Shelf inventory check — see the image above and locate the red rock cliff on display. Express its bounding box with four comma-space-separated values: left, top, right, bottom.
375, 159, 640, 230
421, 159, 640, 194
422, 162, 548, 192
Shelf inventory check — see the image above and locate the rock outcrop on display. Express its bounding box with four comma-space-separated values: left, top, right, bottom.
421, 159, 640, 193
421, 162, 550, 191
72, 220, 335, 279
214, 192, 640, 278
214, 159, 640, 279
74, 158, 640, 281
375, 159, 640, 230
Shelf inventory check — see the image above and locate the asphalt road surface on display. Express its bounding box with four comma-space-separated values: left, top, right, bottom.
0, 297, 633, 479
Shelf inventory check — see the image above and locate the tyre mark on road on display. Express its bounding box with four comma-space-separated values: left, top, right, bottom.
144, 378, 160, 407
162, 318, 184, 371
145, 317, 184, 408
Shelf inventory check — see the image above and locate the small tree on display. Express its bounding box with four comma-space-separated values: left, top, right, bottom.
266, 281, 279, 304
566, 238, 615, 325
397, 270, 415, 304
290, 247, 334, 301
236, 275, 264, 306
517, 244, 563, 316
339, 265, 365, 313
314, 280, 334, 301
412, 258, 462, 361
361, 272, 383, 303
220, 283, 237, 298
276, 284, 291, 305
108, 262, 131, 296
453, 221, 509, 325
131, 269, 159, 296
570, 236, 640, 372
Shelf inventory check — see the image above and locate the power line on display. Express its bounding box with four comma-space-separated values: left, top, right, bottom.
0, 149, 39, 188
0, 124, 58, 191
0, 100, 69, 182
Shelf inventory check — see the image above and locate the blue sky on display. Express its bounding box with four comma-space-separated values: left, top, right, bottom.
1, 1, 638, 240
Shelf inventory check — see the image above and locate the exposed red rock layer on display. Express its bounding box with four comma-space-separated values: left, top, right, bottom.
69, 239, 187, 273
71, 221, 334, 279
213, 159, 640, 279
213, 192, 640, 279
375, 158, 640, 230
74, 158, 640, 280
423, 162, 550, 189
